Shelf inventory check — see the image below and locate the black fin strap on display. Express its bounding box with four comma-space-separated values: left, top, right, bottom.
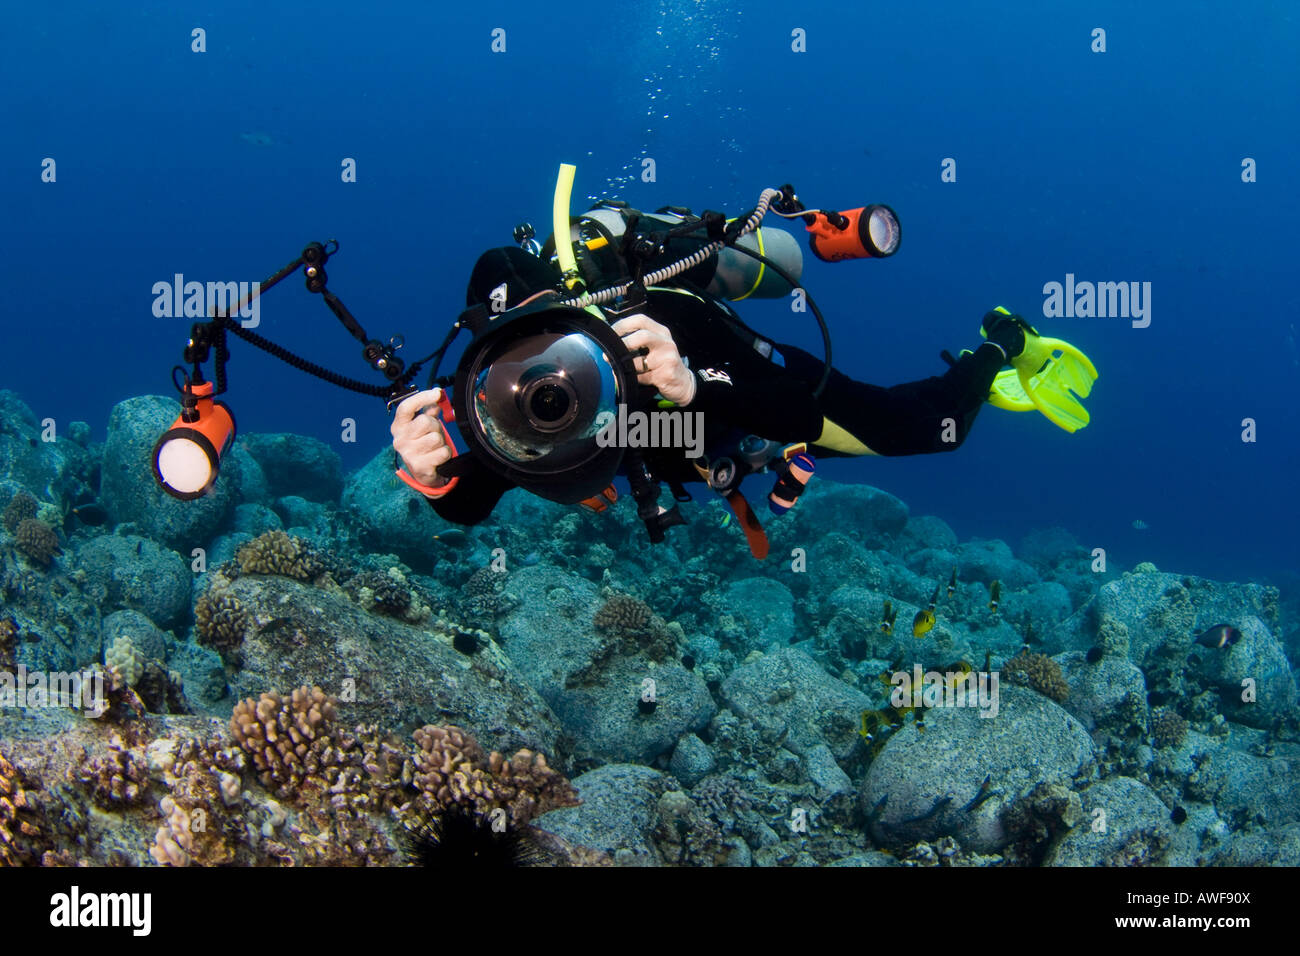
771, 468, 810, 503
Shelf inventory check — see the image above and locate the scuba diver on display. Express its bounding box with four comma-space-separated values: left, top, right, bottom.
385, 169, 1096, 558
151, 166, 1095, 559
393, 247, 1030, 535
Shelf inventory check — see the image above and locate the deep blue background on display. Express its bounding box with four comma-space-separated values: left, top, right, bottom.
2, 1, 1297, 583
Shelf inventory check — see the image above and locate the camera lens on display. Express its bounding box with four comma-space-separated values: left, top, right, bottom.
530, 382, 569, 423
519, 375, 578, 432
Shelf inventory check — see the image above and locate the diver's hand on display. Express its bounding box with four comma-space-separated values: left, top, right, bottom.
611, 313, 698, 406
391, 388, 454, 493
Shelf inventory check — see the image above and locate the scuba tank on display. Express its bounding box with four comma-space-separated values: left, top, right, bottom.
541, 201, 804, 301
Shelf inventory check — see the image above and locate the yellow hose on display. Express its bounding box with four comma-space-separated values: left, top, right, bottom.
552, 163, 582, 290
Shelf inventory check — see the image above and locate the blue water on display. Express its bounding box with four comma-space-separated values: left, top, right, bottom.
3, 1, 1297, 583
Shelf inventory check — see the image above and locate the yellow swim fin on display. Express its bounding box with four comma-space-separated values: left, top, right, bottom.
981, 307, 1098, 433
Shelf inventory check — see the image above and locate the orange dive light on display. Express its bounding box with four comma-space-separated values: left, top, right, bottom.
805, 204, 901, 262
152, 381, 236, 499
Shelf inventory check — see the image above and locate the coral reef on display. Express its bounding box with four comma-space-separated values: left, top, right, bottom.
594, 593, 653, 635
235, 530, 322, 581
1003, 781, 1084, 864
590, 591, 679, 663
1004, 650, 1070, 703
1150, 708, 1189, 749
80, 737, 150, 807
2, 491, 38, 534
229, 686, 346, 798
0, 379, 1296, 869
459, 565, 513, 623
194, 586, 248, 658
410, 723, 579, 828
14, 518, 59, 567
346, 566, 432, 623
105, 635, 145, 687
0, 751, 34, 865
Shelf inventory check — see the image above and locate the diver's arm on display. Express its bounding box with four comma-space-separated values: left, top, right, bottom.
423, 458, 514, 525
617, 305, 826, 442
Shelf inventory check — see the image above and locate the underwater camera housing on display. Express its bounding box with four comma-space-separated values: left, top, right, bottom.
450, 298, 635, 504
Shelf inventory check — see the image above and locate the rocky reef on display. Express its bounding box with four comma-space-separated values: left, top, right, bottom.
1, 388, 1297, 866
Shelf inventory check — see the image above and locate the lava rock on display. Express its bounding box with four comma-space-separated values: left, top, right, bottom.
720, 647, 872, 761
239, 432, 343, 504
861, 685, 1095, 853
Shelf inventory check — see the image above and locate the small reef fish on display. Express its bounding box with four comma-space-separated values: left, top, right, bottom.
1021, 611, 1037, 646
1132, 519, 1149, 531
1194, 624, 1241, 649
857, 709, 897, 759
944, 660, 973, 691
70, 502, 108, 526
879, 601, 897, 635
257, 616, 296, 636
962, 775, 999, 813
988, 580, 1001, 613
902, 795, 952, 826
859, 683, 927, 757
912, 581, 941, 637
947, 566, 957, 598
912, 609, 935, 638
432, 529, 470, 548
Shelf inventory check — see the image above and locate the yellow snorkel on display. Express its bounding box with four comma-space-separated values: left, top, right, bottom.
552, 163, 583, 291
981, 306, 1099, 433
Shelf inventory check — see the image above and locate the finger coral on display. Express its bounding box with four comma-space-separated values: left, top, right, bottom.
80, 738, 150, 807
104, 635, 145, 687
230, 685, 345, 798
235, 530, 322, 581
1, 491, 38, 534
1004, 650, 1070, 703
0, 751, 28, 865
195, 587, 248, 657
14, 518, 59, 567
1150, 708, 1189, 749
146, 733, 249, 866
0, 750, 45, 866
410, 724, 578, 828
592, 592, 678, 662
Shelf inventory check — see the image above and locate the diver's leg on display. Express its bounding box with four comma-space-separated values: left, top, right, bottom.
775, 343, 1005, 456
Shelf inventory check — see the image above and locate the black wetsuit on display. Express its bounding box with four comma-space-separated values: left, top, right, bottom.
428, 287, 1006, 525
